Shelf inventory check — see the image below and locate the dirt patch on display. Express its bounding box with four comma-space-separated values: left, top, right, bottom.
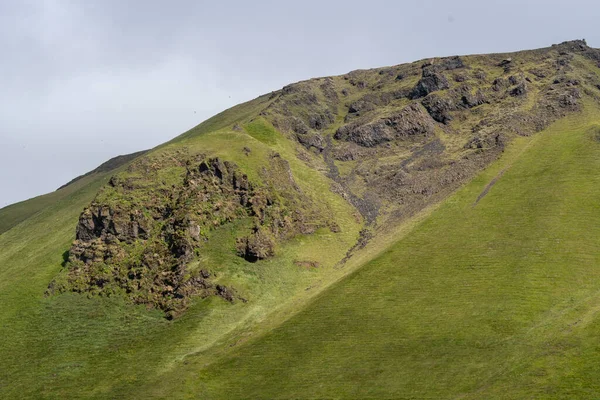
589, 125, 600, 142
473, 168, 507, 206
294, 260, 320, 269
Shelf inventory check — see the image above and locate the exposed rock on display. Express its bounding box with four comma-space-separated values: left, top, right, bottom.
465, 132, 505, 150
290, 117, 310, 135
335, 103, 434, 147
510, 82, 528, 97
422, 94, 455, 124
437, 56, 466, 71
331, 144, 365, 161
347, 93, 391, 116
473, 69, 487, 81
319, 77, 338, 103
529, 68, 548, 79
308, 110, 335, 130
491, 77, 509, 91
297, 133, 325, 151
410, 68, 450, 99
552, 39, 588, 52
559, 88, 582, 108
236, 228, 275, 262
50, 151, 334, 318
498, 58, 512, 67
508, 75, 521, 85
462, 89, 488, 108
334, 121, 393, 147
348, 99, 376, 114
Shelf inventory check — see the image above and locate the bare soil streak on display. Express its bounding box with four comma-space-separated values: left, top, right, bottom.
473, 168, 507, 206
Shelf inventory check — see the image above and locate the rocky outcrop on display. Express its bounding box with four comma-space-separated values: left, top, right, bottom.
334, 103, 434, 147
510, 82, 528, 97
421, 94, 455, 124
49, 151, 334, 318
410, 68, 450, 99
297, 133, 325, 151
346, 93, 392, 117
461, 89, 487, 108
409, 56, 464, 99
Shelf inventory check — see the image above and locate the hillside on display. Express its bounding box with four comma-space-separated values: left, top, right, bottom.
0, 151, 146, 235
2, 40, 600, 398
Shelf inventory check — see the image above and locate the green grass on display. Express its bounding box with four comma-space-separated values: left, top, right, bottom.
0, 173, 103, 235
0, 96, 363, 398
139, 103, 600, 399
3, 44, 600, 399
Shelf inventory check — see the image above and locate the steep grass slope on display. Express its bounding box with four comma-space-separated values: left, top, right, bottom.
1, 40, 600, 399
0, 151, 146, 235
146, 104, 600, 399
0, 102, 363, 398
0, 174, 104, 235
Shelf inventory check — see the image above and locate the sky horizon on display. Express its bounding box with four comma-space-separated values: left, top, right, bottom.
1, 0, 599, 208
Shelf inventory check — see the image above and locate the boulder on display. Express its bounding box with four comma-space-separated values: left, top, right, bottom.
510, 82, 528, 97
410, 68, 450, 99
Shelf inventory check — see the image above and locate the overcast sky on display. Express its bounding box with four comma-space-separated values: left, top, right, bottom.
1, 0, 598, 207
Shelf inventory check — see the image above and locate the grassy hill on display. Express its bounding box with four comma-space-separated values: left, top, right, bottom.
2, 40, 600, 398
147, 104, 600, 399
0, 151, 146, 235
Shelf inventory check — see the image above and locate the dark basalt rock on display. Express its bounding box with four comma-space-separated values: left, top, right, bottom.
462, 89, 488, 108
296, 133, 325, 151
236, 228, 275, 262
335, 103, 434, 147
410, 68, 450, 99
491, 77, 509, 92
422, 94, 455, 124
559, 88, 581, 108
335, 121, 393, 147
291, 117, 309, 135
348, 99, 376, 114
437, 56, 465, 71
510, 82, 528, 97
473, 69, 487, 81
308, 110, 335, 130
498, 58, 512, 67
75, 206, 149, 244
346, 93, 392, 117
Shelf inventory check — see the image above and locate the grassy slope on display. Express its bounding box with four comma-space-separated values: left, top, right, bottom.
145, 103, 600, 399
0, 98, 365, 398
0, 149, 147, 235
2, 49, 600, 398
0, 173, 104, 235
